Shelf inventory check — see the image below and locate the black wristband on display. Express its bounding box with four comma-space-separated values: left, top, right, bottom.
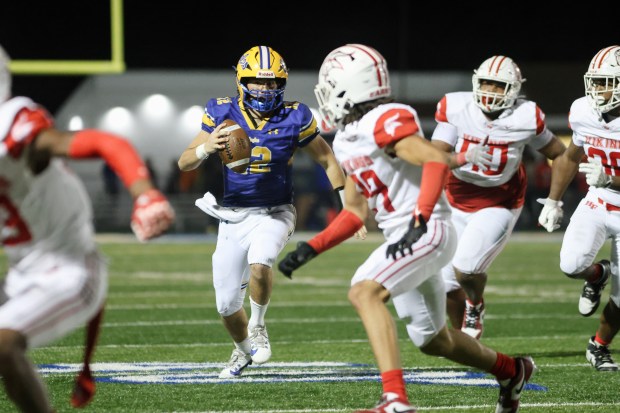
334, 187, 344, 209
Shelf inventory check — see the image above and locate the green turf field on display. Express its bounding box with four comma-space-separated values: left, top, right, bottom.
1, 235, 620, 412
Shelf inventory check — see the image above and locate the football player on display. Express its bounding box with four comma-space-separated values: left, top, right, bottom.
0, 45, 175, 412
278, 43, 535, 413
539, 45, 620, 371
430, 55, 566, 339
177, 46, 357, 378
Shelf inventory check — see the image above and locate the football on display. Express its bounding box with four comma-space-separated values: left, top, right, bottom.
218, 119, 251, 173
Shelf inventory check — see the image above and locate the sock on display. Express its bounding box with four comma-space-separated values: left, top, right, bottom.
248, 297, 269, 329
595, 332, 612, 346
490, 352, 516, 381
586, 264, 604, 284
381, 369, 408, 401
235, 338, 252, 355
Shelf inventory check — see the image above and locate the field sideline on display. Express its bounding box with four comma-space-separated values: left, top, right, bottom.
0, 232, 619, 412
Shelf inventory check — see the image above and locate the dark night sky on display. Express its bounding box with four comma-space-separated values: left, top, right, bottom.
1, 1, 616, 113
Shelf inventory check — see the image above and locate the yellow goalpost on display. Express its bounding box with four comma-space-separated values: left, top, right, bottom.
9, 0, 125, 75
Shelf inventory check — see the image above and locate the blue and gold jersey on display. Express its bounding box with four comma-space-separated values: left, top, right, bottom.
201, 96, 320, 207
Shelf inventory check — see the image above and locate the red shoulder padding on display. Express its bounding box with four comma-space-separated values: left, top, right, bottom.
4, 108, 53, 158
435, 96, 448, 123
374, 108, 420, 148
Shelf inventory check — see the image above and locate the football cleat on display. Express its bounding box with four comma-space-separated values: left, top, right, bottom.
586, 336, 618, 371
579, 260, 611, 317
249, 325, 272, 364
462, 300, 485, 340
496, 356, 536, 413
354, 392, 417, 413
218, 348, 252, 379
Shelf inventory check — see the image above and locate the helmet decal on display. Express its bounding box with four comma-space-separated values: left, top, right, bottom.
314, 44, 391, 130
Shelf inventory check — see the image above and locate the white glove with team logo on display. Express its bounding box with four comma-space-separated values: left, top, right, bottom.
579, 158, 612, 188
537, 198, 564, 233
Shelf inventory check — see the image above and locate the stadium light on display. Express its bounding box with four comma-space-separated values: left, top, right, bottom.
100, 107, 135, 136
68, 115, 84, 131
139, 94, 174, 123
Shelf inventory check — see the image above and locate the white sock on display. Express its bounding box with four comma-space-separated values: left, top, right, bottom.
248, 297, 269, 329
234, 338, 252, 355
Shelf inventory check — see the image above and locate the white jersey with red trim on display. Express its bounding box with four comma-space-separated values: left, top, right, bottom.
432, 91, 553, 187
333, 103, 450, 240
570, 96, 620, 206
0, 97, 95, 270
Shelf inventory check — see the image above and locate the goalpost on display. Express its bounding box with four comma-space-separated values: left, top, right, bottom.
8, 0, 125, 75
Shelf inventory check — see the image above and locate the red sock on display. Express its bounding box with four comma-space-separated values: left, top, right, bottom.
381, 369, 408, 401
490, 352, 516, 380
595, 332, 612, 346
586, 264, 603, 284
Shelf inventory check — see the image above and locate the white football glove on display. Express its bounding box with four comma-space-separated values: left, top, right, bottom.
537, 198, 564, 233
579, 158, 612, 188
464, 143, 493, 171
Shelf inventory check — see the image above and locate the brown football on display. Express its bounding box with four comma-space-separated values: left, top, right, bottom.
218, 119, 251, 173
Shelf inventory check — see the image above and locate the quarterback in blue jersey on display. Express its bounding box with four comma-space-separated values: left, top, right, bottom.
178, 45, 347, 378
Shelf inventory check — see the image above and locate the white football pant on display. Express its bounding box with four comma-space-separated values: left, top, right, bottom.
212, 204, 296, 316
0, 250, 107, 349
441, 206, 522, 292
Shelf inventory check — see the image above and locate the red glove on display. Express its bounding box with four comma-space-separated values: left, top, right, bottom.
130, 189, 175, 241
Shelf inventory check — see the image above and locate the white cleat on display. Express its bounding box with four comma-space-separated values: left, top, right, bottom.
249, 325, 272, 364
219, 348, 252, 379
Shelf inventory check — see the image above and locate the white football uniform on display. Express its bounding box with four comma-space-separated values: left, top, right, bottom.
560, 97, 620, 307
0, 97, 107, 348
432, 92, 554, 289
334, 102, 457, 347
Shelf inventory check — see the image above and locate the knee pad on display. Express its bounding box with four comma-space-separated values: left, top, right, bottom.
216, 286, 247, 317
560, 252, 591, 277
403, 320, 440, 348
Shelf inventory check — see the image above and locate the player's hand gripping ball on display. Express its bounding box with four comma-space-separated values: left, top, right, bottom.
218, 119, 251, 173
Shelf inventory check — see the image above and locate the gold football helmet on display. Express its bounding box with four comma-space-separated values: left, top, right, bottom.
236, 46, 288, 112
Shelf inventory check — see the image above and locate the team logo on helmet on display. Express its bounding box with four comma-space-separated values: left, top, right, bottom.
238, 54, 249, 70
279, 59, 288, 74
320, 50, 355, 84
615, 49, 620, 66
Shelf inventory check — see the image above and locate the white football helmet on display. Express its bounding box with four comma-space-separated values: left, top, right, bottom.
0, 45, 10, 103
472, 56, 524, 113
314, 44, 391, 130
584, 45, 620, 114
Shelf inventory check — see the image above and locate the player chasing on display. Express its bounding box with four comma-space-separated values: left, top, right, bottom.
538, 45, 620, 372
279, 43, 535, 413
430, 55, 566, 338
178, 46, 350, 379
0, 45, 175, 413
